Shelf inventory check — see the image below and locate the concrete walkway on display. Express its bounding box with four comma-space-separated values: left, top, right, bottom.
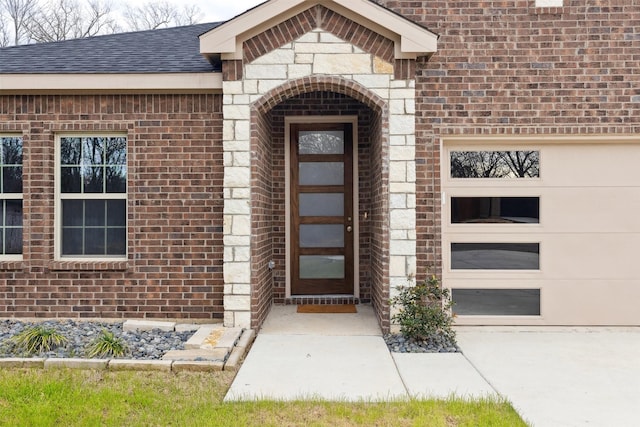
226, 306, 640, 427
225, 305, 496, 401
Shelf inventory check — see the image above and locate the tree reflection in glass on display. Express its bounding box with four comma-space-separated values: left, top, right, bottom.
61, 137, 127, 193
0, 136, 23, 255
299, 131, 344, 155
451, 151, 540, 178
60, 136, 127, 256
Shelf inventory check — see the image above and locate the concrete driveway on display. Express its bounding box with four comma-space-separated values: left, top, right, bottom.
457, 327, 640, 427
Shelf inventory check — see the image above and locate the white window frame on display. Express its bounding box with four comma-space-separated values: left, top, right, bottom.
55, 134, 128, 261
0, 134, 23, 261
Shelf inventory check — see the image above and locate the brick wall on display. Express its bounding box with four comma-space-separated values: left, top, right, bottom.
0, 94, 224, 319
378, 0, 640, 280
368, 109, 390, 331
249, 109, 274, 328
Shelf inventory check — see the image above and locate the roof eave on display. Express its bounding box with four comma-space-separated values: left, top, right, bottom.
0, 73, 223, 94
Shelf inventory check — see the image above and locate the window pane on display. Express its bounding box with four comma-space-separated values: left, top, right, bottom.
5, 200, 22, 227
452, 289, 541, 316
85, 200, 105, 226
2, 137, 22, 165
5, 228, 22, 254
1, 137, 22, 195
299, 162, 344, 186
83, 166, 104, 193
299, 193, 344, 217
3, 166, 22, 193
299, 255, 345, 279
300, 225, 344, 248
60, 136, 127, 194
85, 228, 106, 255
106, 228, 126, 255
107, 200, 126, 226
62, 200, 83, 226
106, 137, 127, 165
299, 131, 344, 154
82, 137, 104, 165
451, 243, 539, 270
451, 197, 539, 224
62, 228, 83, 255
61, 167, 81, 193
451, 151, 540, 178
106, 166, 127, 193
61, 137, 82, 165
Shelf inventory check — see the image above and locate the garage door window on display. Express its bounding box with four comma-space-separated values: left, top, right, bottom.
450, 150, 539, 178
451, 243, 540, 270
452, 289, 541, 316
451, 197, 539, 224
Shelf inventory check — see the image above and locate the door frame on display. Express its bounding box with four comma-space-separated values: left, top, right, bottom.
285, 115, 359, 298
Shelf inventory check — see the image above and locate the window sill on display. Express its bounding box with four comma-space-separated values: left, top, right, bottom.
49, 260, 129, 271
0, 261, 25, 271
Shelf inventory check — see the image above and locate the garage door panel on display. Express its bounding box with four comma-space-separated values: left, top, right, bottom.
542, 187, 640, 232
446, 233, 639, 280
544, 234, 640, 280
449, 279, 640, 326
543, 144, 640, 186
542, 280, 640, 325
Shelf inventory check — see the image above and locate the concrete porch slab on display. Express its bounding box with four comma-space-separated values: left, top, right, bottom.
259, 304, 382, 336
392, 353, 497, 400
224, 334, 406, 402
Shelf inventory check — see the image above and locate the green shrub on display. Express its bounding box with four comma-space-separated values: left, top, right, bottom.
86, 330, 128, 358
11, 325, 68, 355
391, 274, 456, 343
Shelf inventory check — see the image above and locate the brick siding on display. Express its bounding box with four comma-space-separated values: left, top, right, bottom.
0, 94, 224, 319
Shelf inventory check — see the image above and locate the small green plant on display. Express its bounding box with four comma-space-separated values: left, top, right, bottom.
87, 330, 128, 358
391, 274, 456, 343
11, 325, 68, 355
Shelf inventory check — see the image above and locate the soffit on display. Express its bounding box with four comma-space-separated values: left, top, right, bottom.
200, 0, 438, 60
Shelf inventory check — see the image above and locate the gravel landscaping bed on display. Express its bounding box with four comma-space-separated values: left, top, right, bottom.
0, 320, 192, 360
383, 333, 459, 353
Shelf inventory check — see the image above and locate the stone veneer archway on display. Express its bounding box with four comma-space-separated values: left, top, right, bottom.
221, 27, 418, 332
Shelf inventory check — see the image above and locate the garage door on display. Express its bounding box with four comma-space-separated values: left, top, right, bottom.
442, 139, 640, 325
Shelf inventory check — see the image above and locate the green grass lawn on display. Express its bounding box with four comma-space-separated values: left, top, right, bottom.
0, 369, 526, 426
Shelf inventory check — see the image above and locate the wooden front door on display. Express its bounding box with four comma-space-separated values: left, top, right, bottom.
290, 123, 354, 295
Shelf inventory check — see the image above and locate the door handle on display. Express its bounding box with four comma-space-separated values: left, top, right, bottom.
346, 226, 353, 233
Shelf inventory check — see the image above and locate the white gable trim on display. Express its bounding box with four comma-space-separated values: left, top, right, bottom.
200, 0, 438, 60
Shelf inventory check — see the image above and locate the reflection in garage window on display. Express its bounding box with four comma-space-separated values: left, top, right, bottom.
451, 197, 539, 224
452, 289, 541, 316
451, 243, 540, 270
450, 151, 539, 178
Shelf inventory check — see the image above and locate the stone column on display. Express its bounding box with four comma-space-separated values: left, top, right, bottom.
222, 80, 252, 328
388, 80, 417, 300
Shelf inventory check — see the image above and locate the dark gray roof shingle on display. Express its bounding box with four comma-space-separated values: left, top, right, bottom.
0, 22, 221, 74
